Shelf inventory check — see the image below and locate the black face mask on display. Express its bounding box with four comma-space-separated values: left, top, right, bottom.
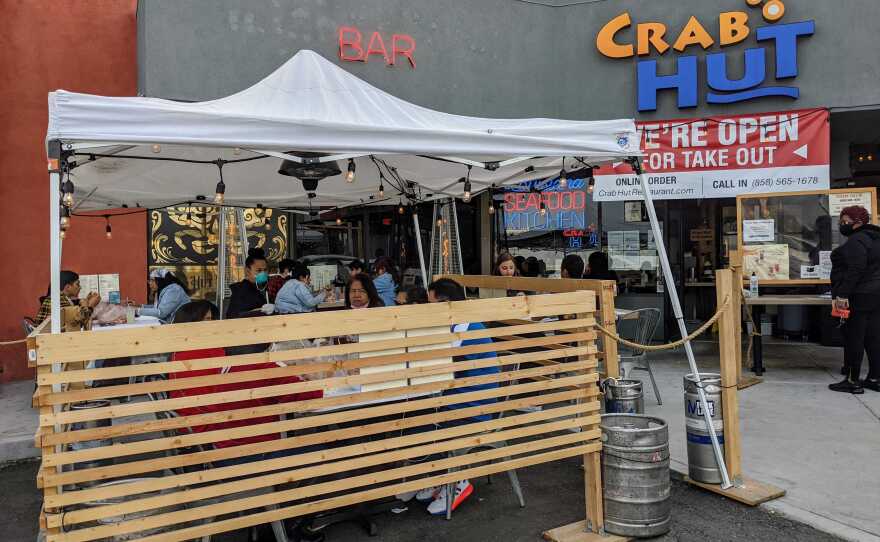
839, 223, 856, 237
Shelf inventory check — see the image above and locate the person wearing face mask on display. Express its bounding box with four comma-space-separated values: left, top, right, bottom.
266, 258, 296, 303
138, 269, 191, 323
226, 247, 274, 319
274, 263, 331, 314
35, 270, 101, 325
829, 205, 880, 393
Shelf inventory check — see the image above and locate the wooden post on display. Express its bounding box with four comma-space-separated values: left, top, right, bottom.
715, 269, 742, 482
598, 281, 619, 378
729, 251, 744, 383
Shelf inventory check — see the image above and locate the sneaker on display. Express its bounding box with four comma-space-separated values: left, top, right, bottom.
427, 480, 473, 516
396, 490, 418, 502
415, 486, 440, 503
861, 378, 880, 392
828, 378, 864, 394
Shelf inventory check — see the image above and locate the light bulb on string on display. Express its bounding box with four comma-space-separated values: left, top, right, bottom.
60, 228, 67, 240
60, 206, 71, 229
398, 200, 405, 215
378, 182, 385, 198
559, 169, 568, 189
488, 202, 495, 215
437, 216, 443, 228
214, 180, 225, 204
463, 180, 472, 203
539, 194, 547, 216
105, 216, 112, 240
62, 179, 75, 207
588, 178, 595, 194
346, 159, 356, 183
151, 144, 161, 153
336, 216, 342, 226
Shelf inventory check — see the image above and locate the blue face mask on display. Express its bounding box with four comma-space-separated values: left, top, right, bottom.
255, 271, 269, 289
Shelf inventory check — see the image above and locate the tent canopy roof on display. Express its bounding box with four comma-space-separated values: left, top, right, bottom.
47, 50, 639, 210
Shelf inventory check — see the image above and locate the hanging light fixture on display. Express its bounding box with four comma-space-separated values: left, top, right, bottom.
346, 159, 356, 183
60, 206, 71, 229
336, 216, 342, 226
559, 169, 568, 189
488, 202, 495, 215
105, 216, 112, 240
539, 193, 547, 216
62, 179, 75, 207
463, 166, 473, 203
588, 177, 595, 194
214, 163, 226, 204
60, 228, 67, 240
378, 181, 385, 198
398, 200, 405, 214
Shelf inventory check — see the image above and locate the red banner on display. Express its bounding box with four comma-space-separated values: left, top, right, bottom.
594, 108, 830, 201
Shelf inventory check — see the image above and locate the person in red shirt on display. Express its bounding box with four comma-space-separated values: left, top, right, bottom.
266, 258, 296, 303
168, 300, 322, 454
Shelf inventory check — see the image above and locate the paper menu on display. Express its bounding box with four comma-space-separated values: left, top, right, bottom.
407, 326, 454, 386
829, 192, 872, 218
623, 231, 641, 251
818, 251, 832, 280
78, 274, 120, 302
358, 330, 407, 392
607, 231, 624, 251
307, 265, 337, 291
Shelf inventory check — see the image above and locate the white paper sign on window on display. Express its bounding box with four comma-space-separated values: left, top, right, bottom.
743, 219, 776, 243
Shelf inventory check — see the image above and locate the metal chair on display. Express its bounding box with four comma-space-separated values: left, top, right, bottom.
617, 308, 662, 405
443, 361, 526, 520
22, 317, 36, 336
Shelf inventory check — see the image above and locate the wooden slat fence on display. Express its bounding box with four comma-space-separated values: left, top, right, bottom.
33, 292, 604, 541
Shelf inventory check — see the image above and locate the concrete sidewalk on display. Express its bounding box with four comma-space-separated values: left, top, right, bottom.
634, 339, 880, 542
0, 379, 38, 462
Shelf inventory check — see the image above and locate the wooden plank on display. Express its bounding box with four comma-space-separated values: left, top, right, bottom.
42, 354, 593, 448
39, 318, 593, 384
543, 521, 630, 542
44, 361, 596, 468
41, 344, 597, 426
743, 295, 832, 306
47, 392, 596, 507
36, 291, 596, 363
58, 421, 603, 527
50, 442, 601, 542
44, 377, 600, 488
684, 475, 786, 506
715, 269, 742, 481
583, 451, 604, 534
439, 274, 608, 296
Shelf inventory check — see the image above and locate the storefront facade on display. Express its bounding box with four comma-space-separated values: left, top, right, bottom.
137, 0, 880, 338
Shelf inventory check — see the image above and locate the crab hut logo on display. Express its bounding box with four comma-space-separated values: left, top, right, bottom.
596, 0, 815, 111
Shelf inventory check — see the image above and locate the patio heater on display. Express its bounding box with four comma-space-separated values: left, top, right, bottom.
428, 198, 464, 277
216, 206, 249, 318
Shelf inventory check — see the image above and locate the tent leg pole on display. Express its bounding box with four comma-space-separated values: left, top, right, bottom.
413, 212, 428, 287
49, 169, 62, 334
217, 206, 227, 319
630, 157, 732, 490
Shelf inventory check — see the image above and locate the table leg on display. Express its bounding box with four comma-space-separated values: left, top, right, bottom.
751, 305, 765, 376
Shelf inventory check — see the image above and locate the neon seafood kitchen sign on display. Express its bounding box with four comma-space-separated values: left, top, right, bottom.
596, 0, 814, 111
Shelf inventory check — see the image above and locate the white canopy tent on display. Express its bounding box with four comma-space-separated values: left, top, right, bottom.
44, 49, 731, 487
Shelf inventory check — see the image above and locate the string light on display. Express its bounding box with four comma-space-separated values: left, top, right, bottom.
462, 166, 473, 203
60, 206, 71, 229
378, 181, 385, 198
346, 159, 356, 183
60, 228, 67, 240
539, 194, 547, 216
105, 216, 112, 240
62, 179, 75, 207
488, 202, 495, 215
336, 216, 342, 226
398, 200, 405, 214
559, 168, 568, 189
437, 217, 443, 228
588, 178, 595, 194
151, 144, 161, 153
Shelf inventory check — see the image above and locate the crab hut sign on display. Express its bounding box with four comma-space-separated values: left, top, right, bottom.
596, 0, 815, 111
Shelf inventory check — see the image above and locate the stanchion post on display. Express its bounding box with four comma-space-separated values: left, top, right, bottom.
715, 269, 742, 483
599, 281, 619, 378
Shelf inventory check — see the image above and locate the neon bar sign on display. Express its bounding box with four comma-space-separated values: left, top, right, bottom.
338, 26, 416, 68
